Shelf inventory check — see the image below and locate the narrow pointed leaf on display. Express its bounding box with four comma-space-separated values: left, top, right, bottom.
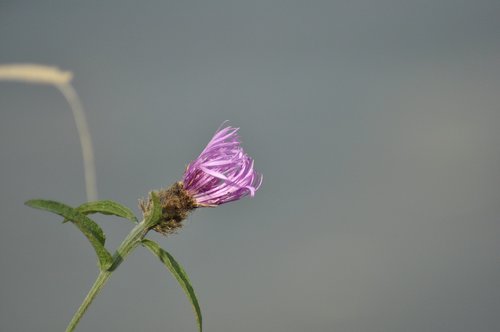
76, 200, 138, 223
25, 199, 113, 270
142, 239, 202, 332
144, 192, 162, 228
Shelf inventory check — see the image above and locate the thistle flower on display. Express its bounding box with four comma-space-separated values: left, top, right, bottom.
145, 123, 262, 235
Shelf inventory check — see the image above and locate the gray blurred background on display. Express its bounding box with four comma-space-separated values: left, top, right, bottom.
1, 1, 499, 331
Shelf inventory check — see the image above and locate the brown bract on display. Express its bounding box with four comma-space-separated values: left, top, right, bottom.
140, 182, 197, 235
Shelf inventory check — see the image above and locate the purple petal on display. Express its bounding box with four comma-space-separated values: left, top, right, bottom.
182, 123, 262, 205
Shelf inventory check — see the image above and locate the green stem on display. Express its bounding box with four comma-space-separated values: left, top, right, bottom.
65, 220, 150, 332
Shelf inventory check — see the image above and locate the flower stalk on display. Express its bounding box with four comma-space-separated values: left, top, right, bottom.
65, 219, 150, 332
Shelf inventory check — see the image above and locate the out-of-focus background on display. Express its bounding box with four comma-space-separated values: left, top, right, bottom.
1, 1, 499, 331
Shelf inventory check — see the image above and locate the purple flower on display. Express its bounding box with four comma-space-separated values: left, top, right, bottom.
182, 124, 262, 206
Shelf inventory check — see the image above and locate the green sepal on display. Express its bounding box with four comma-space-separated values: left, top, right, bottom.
76, 200, 138, 223
143, 191, 162, 228
141, 239, 202, 332
25, 199, 113, 270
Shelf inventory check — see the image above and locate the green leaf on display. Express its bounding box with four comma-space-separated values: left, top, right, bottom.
141, 239, 202, 332
25, 199, 113, 270
76, 200, 138, 223
144, 192, 162, 228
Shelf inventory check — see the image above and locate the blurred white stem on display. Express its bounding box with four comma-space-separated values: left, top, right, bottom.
56, 83, 98, 201
0, 64, 98, 201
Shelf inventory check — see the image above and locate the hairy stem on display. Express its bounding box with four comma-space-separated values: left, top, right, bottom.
65, 220, 149, 332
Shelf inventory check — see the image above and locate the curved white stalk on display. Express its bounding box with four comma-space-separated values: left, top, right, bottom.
0, 64, 97, 201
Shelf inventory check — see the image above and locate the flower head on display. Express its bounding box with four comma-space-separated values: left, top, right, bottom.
182, 124, 262, 206
141, 123, 262, 235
